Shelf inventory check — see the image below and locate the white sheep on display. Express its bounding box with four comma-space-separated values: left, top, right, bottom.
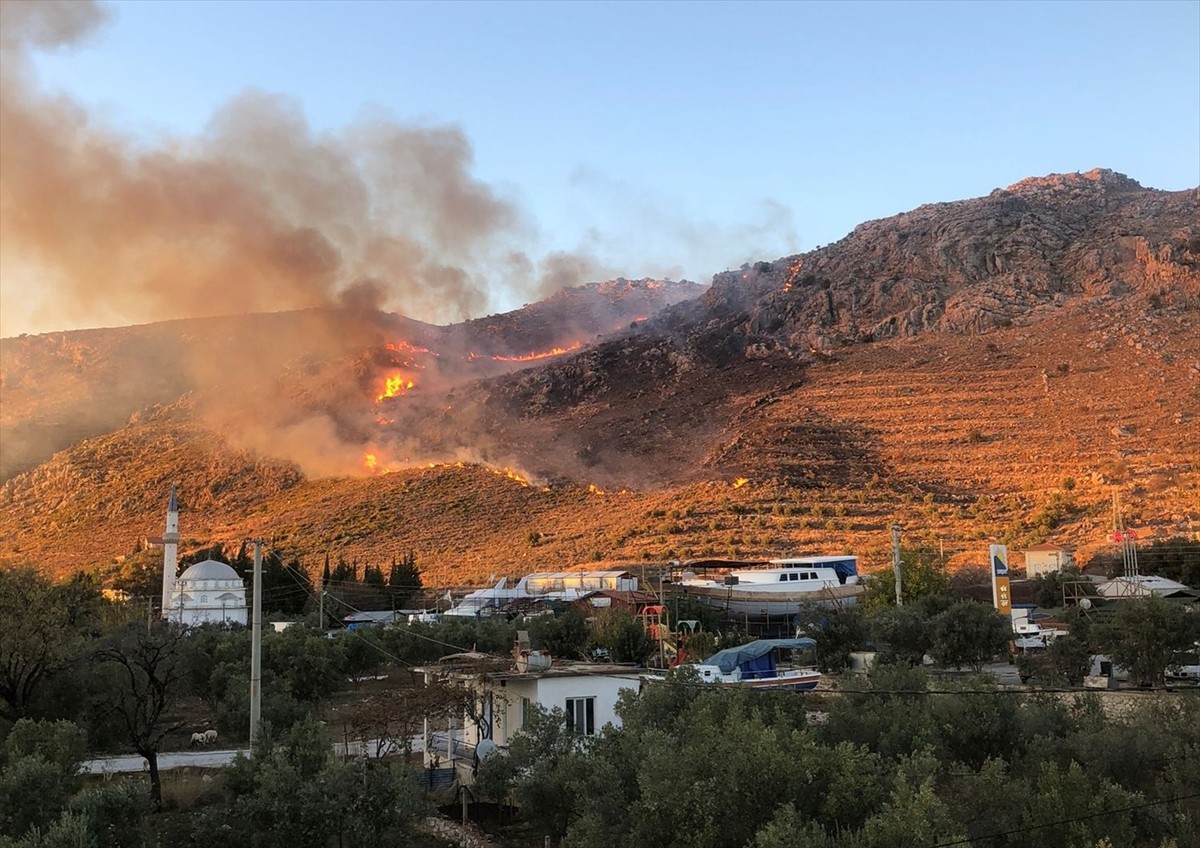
190, 732, 206, 747
203, 729, 218, 745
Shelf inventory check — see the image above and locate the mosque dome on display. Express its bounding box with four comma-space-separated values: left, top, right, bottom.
178, 559, 241, 582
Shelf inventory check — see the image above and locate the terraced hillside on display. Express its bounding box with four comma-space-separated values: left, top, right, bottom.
1, 171, 1197, 585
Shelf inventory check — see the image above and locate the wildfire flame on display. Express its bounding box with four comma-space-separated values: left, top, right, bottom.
781, 258, 804, 293
732, 478, 749, 489
491, 467, 530, 487
375, 373, 415, 402
588, 483, 606, 495
385, 340, 435, 356
489, 341, 583, 362
362, 451, 403, 474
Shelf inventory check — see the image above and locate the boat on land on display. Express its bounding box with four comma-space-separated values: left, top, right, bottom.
690, 638, 821, 690
670, 556, 863, 620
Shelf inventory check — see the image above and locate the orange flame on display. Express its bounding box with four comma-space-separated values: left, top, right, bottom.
732, 478, 749, 489
385, 340, 435, 356
781, 258, 804, 293
375, 373, 415, 402
490, 466, 530, 487
362, 451, 404, 474
490, 341, 583, 362
588, 483, 606, 495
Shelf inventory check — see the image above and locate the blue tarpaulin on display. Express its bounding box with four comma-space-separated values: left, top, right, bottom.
702, 638, 817, 674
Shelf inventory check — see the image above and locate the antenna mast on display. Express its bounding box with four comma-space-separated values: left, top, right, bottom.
1112, 489, 1139, 580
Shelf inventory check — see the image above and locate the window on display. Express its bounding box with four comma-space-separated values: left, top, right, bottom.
565, 697, 596, 736
519, 697, 531, 730
778, 574, 788, 582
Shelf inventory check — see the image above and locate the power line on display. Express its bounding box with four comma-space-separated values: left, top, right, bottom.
279, 561, 472, 662
641, 676, 1200, 697
930, 790, 1200, 847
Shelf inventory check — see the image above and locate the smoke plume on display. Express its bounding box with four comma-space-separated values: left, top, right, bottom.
0, 0, 558, 335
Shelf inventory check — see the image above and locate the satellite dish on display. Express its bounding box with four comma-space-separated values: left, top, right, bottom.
476, 739, 498, 760
1079, 598, 1092, 610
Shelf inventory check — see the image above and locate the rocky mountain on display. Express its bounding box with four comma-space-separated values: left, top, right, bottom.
2, 170, 1197, 583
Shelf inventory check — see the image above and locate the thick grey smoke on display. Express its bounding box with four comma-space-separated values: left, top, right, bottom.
0, 0, 554, 335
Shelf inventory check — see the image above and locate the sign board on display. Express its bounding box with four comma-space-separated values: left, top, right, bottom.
989, 544, 1012, 615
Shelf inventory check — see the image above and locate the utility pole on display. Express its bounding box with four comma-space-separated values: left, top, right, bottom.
891, 524, 903, 606
250, 539, 263, 745
318, 585, 325, 631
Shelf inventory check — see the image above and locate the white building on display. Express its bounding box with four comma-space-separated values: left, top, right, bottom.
1020, 544, 1075, 578
419, 638, 641, 784
158, 488, 247, 626
443, 570, 639, 618
169, 559, 248, 626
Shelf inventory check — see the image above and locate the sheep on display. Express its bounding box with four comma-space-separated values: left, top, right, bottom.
190, 732, 206, 747
203, 729, 218, 745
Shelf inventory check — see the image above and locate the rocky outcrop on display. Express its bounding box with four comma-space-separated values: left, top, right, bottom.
711, 169, 1198, 349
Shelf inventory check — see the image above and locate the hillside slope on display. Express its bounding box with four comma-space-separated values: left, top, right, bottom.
2, 171, 1197, 583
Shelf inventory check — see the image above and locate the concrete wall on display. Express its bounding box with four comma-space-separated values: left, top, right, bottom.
1025, 550, 1071, 578
488, 674, 639, 746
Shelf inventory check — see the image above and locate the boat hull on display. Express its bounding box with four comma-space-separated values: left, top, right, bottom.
676, 583, 864, 620
718, 673, 820, 692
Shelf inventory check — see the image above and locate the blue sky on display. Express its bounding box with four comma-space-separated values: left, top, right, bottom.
9, 0, 1200, 331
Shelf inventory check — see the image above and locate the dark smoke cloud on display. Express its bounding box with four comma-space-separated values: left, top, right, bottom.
0, 0, 566, 335
0, 0, 786, 480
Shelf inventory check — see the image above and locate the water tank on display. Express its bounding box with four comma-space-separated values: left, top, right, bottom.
515, 651, 552, 673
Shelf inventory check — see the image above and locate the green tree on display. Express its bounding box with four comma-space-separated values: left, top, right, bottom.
589, 609, 654, 664
193, 717, 426, 848
751, 804, 831, 848
1095, 596, 1198, 686
797, 602, 867, 672
92, 624, 188, 809
69, 782, 150, 848
0, 720, 86, 840
861, 547, 951, 610
386, 552, 423, 608
856, 774, 965, 847
475, 705, 591, 843
0, 570, 103, 722
929, 601, 1010, 672
531, 608, 590, 660
868, 604, 932, 666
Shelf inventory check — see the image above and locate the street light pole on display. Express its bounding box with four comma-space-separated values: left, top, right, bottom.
250, 539, 263, 745
891, 524, 903, 606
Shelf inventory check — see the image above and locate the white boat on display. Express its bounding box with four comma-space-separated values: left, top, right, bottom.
672, 556, 862, 620
689, 638, 821, 691
1010, 607, 1068, 650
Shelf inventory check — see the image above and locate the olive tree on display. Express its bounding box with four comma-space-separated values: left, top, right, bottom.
929, 601, 1010, 673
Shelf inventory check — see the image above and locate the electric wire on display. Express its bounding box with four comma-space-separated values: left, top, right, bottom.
929, 790, 1200, 847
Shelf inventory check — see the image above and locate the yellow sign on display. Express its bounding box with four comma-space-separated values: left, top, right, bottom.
989, 544, 1012, 615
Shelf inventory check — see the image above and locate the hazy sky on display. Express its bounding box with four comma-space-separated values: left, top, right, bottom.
5, 0, 1199, 335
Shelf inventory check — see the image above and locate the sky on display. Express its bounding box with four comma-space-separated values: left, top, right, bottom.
3, 0, 1198, 336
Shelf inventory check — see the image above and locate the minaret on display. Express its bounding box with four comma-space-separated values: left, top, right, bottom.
161, 485, 180, 620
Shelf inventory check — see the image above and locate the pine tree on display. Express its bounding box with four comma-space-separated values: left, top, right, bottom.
389, 551, 423, 608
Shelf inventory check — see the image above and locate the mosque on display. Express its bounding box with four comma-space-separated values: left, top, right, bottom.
159, 486, 247, 626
